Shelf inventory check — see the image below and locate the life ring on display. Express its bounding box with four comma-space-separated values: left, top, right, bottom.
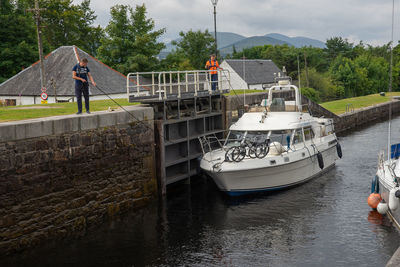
336, 142, 343, 158
317, 152, 324, 169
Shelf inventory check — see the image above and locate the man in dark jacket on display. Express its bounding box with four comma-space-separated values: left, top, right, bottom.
72, 58, 96, 114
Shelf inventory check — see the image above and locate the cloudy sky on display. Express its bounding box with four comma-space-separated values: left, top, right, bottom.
73, 0, 399, 46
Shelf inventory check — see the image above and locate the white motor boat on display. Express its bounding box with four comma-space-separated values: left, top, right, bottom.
375, 146, 400, 228
199, 78, 342, 196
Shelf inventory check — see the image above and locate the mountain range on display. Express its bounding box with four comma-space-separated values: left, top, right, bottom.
160, 32, 326, 58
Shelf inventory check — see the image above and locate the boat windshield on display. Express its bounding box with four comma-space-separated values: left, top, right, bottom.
224, 130, 293, 147
246, 131, 269, 144
224, 131, 245, 147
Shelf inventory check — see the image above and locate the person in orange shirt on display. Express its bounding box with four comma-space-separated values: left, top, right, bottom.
205, 54, 223, 91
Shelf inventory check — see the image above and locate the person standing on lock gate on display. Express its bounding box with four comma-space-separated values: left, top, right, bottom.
72, 58, 96, 114
205, 54, 223, 91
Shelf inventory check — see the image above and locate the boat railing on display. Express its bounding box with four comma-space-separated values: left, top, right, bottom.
199, 133, 284, 163
198, 134, 225, 156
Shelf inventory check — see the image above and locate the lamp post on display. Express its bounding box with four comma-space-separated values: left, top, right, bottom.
211, 0, 218, 58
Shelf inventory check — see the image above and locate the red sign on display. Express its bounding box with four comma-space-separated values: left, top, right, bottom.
41, 87, 47, 92
40, 92, 48, 100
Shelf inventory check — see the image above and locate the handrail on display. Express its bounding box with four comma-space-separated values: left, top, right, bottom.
126, 70, 231, 100
345, 103, 354, 113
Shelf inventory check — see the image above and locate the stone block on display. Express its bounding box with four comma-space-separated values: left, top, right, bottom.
24, 121, 54, 140
116, 111, 130, 125
98, 112, 117, 128
53, 117, 79, 135
0, 124, 15, 142
15, 123, 26, 140
80, 115, 98, 131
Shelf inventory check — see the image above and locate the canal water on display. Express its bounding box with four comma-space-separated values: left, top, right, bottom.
2, 117, 400, 267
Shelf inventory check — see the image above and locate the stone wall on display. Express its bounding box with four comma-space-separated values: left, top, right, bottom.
0, 106, 157, 255
335, 100, 400, 133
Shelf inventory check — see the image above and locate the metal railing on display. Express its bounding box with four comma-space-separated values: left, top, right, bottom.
345, 103, 354, 113
127, 70, 231, 100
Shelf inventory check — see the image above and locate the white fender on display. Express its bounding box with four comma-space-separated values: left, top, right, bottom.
389, 188, 399, 211
377, 202, 388, 214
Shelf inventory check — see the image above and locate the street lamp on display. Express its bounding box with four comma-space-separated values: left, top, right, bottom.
211, 0, 218, 58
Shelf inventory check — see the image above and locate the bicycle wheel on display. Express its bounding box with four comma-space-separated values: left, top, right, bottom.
232, 146, 245, 162
248, 145, 257, 158
255, 142, 270, 158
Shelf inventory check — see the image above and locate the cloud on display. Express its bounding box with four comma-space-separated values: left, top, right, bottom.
73, 0, 399, 45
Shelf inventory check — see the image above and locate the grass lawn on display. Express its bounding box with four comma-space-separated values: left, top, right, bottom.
1, 90, 266, 122
0, 99, 137, 122
320, 92, 400, 115
225, 89, 265, 96
4, 91, 399, 121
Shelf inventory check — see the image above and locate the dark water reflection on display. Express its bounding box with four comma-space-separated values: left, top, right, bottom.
3, 117, 400, 267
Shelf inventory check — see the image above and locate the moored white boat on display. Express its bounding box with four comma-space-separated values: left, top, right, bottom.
372, 0, 400, 228
376, 148, 400, 228
199, 76, 342, 196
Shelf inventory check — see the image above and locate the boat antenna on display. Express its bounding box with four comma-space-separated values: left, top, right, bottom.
297, 54, 302, 112
388, 0, 395, 161
242, 52, 246, 106
297, 54, 301, 89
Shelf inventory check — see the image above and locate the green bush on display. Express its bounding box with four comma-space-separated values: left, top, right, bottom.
300, 87, 321, 103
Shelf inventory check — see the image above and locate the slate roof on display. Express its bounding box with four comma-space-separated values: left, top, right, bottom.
0, 46, 148, 96
224, 59, 281, 85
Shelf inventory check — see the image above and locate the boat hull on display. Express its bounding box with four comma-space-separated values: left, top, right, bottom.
378, 175, 400, 229
205, 145, 338, 196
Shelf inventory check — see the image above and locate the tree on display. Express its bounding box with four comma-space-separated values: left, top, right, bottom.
325, 37, 354, 61
354, 54, 389, 94
76, 0, 104, 56
39, 0, 102, 55
172, 30, 215, 70
329, 56, 371, 97
300, 87, 320, 103
299, 68, 336, 101
160, 50, 193, 71
0, 0, 37, 83
97, 4, 165, 73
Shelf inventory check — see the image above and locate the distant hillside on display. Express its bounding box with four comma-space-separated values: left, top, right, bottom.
265, 33, 326, 48
161, 32, 246, 55
211, 32, 247, 49
159, 32, 326, 59
219, 36, 289, 56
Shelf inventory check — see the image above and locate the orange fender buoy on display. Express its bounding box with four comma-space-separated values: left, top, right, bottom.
368, 193, 382, 209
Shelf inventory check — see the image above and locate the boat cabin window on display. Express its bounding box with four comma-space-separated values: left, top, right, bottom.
293, 129, 303, 144
270, 130, 291, 147
304, 127, 314, 141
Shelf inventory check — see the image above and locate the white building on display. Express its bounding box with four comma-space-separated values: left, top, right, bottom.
220, 59, 281, 90
0, 46, 148, 106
